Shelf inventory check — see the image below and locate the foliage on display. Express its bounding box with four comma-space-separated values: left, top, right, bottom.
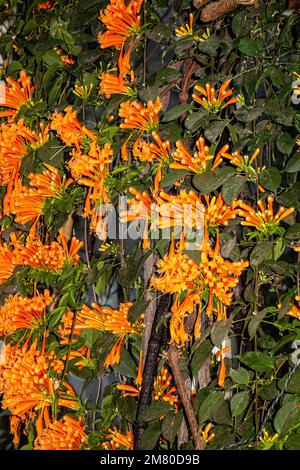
0, 0, 299, 451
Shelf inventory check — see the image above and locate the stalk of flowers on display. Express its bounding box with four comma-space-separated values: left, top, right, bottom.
170, 136, 231, 173
68, 142, 113, 234
154, 190, 204, 232
192, 79, 237, 112
120, 187, 153, 249
175, 13, 210, 42
34, 415, 88, 450
117, 367, 178, 407
9, 164, 73, 224
50, 106, 96, 151
58, 302, 143, 368
0, 70, 34, 120
98, 0, 144, 50
0, 290, 52, 336
119, 97, 163, 160
0, 242, 16, 285
237, 196, 294, 236
0, 342, 79, 429
204, 193, 239, 227
99, 45, 135, 98
102, 428, 134, 450
0, 120, 48, 186
12, 228, 83, 273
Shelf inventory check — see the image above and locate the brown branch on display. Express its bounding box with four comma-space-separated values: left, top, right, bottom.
179, 60, 198, 105
289, 0, 300, 12
134, 294, 170, 449
193, 0, 211, 7
199, 0, 257, 22
141, 253, 157, 370
168, 345, 204, 450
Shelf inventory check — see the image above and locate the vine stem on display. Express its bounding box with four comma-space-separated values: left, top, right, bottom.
167, 345, 204, 450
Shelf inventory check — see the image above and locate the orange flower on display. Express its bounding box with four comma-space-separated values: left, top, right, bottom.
154, 190, 204, 232
0, 243, 16, 285
287, 298, 300, 320
132, 131, 170, 164
59, 302, 142, 368
98, 0, 143, 49
120, 97, 162, 132
37, 1, 55, 10
237, 196, 294, 236
120, 187, 153, 249
34, 416, 87, 450
215, 345, 230, 388
99, 45, 134, 98
0, 71, 34, 119
192, 79, 237, 112
50, 106, 96, 150
12, 229, 83, 273
103, 428, 134, 450
204, 193, 238, 227
68, 142, 113, 233
170, 137, 230, 173
10, 414, 22, 447
0, 342, 78, 422
201, 423, 215, 445
10, 164, 72, 224
53, 47, 75, 65
0, 290, 52, 336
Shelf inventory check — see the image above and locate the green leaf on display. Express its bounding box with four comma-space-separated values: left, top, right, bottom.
155, 68, 182, 85
230, 391, 249, 417
238, 37, 264, 57
285, 153, 300, 173
162, 104, 193, 122
139, 401, 172, 422
232, 11, 251, 37
250, 241, 273, 268
184, 111, 206, 131
285, 223, 300, 240
204, 120, 227, 143
193, 167, 235, 194
276, 132, 294, 155
222, 175, 246, 204
36, 139, 64, 167
211, 319, 232, 347
139, 421, 161, 450
128, 298, 151, 323
248, 311, 267, 339
43, 50, 63, 67
50, 17, 74, 46
161, 411, 183, 446
229, 367, 251, 385
238, 351, 275, 373
117, 395, 137, 423
190, 339, 213, 376
259, 167, 281, 192
284, 433, 300, 450
274, 403, 300, 434
198, 391, 225, 424
114, 348, 137, 378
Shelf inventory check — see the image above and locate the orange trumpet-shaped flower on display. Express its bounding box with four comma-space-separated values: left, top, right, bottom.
59, 302, 142, 368
98, 0, 143, 49
103, 428, 134, 450
170, 137, 230, 174
119, 97, 162, 133
0, 290, 52, 336
154, 190, 204, 232
120, 187, 153, 249
237, 196, 294, 236
192, 79, 237, 112
0, 71, 34, 119
9, 163, 72, 223
12, 230, 83, 273
0, 243, 16, 285
0, 342, 78, 421
201, 423, 215, 445
50, 106, 96, 150
287, 298, 300, 320
99, 45, 134, 98
204, 193, 238, 227
34, 416, 87, 450
215, 345, 231, 388
37, 1, 55, 10
132, 131, 170, 163
117, 367, 178, 406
